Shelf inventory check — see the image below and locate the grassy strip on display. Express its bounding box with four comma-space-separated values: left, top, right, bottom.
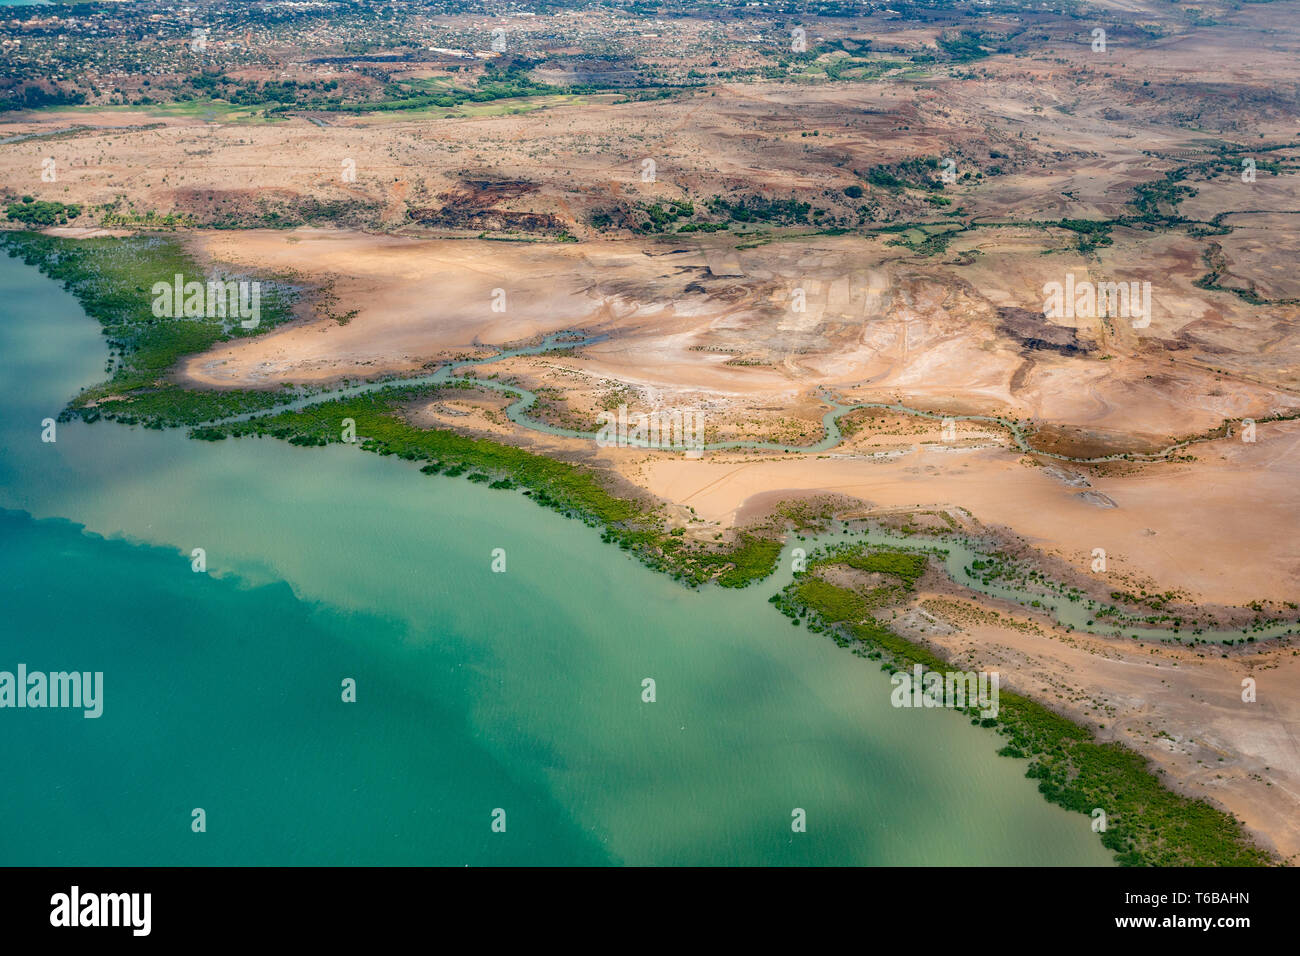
772, 545, 1274, 867
194, 390, 639, 524
191, 388, 780, 589
88, 384, 304, 428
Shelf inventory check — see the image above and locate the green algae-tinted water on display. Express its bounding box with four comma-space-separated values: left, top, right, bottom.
0, 251, 1113, 865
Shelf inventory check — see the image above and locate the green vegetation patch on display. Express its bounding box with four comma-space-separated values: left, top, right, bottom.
835, 548, 928, 586
1054, 218, 1115, 253
937, 30, 990, 63
861, 157, 945, 193
794, 576, 873, 623
5, 198, 83, 226
707, 195, 815, 226
0, 232, 297, 416
689, 534, 784, 588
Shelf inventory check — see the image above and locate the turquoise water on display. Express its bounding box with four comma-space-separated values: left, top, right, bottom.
0, 250, 1114, 865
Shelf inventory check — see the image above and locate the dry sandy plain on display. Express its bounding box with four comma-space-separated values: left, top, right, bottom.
6, 0, 1300, 859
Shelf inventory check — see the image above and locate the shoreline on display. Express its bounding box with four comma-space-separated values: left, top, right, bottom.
6, 228, 1293, 864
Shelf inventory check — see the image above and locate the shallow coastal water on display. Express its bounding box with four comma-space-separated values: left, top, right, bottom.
0, 251, 1114, 865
